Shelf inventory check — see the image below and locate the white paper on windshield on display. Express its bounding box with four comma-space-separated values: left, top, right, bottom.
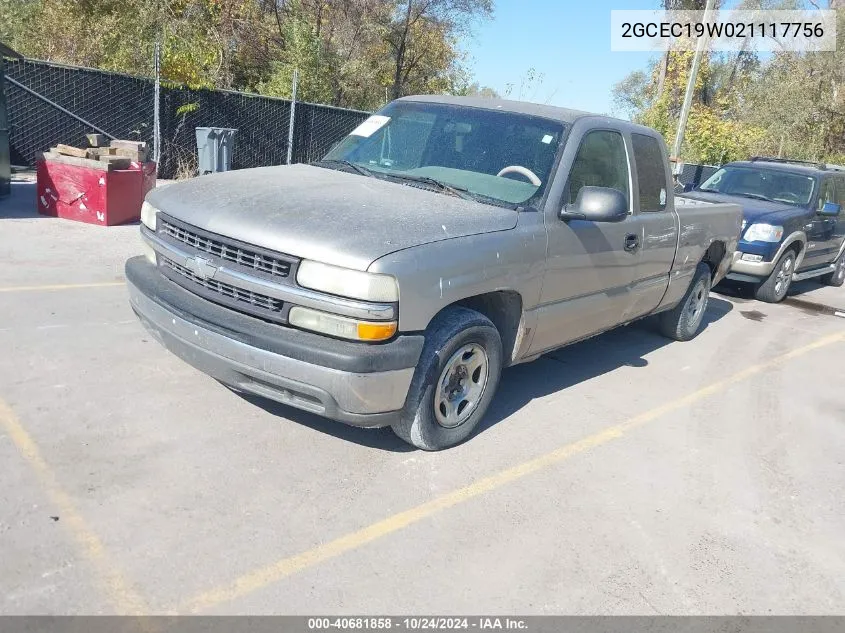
350, 115, 390, 138
541, 134, 554, 144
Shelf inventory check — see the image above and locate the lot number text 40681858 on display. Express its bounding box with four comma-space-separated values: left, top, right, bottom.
307, 617, 529, 630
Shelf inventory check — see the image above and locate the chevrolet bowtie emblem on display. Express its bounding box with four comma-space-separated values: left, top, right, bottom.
187, 256, 218, 280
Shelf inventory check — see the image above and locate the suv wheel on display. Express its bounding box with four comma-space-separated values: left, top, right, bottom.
820, 250, 845, 287
658, 262, 711, 341
392, 307, 502, 451
755, 249, 796, 303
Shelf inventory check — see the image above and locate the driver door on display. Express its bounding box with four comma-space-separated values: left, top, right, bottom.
529, 127, 639, 355
803, 177, 838, 269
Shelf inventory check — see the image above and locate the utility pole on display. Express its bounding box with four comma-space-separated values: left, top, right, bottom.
671, 0, 717, 161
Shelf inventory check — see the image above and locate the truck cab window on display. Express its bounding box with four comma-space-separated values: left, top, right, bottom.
631, 133, 667, 212
566, 130, 629, 207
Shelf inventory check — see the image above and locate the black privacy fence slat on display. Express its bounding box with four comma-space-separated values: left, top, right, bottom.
678, 163, 719, 188
3, 59, 370, 179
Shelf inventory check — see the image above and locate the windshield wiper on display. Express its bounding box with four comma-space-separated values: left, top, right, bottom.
697, 187, 720, 193
733, 192, 772, 202
311, 159, 374, 177
384, 173, 477, 201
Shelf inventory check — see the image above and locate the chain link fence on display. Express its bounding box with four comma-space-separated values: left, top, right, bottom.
3, 59, 369, 179
4, 60, 154, 166
676, 162, 719, 188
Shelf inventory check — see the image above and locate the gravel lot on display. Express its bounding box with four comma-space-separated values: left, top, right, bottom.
2, 179, 845, 615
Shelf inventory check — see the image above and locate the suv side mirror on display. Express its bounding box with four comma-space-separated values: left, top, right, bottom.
820, 201, 841, 217
683, 182, 695, 193
560, 186, 628, 223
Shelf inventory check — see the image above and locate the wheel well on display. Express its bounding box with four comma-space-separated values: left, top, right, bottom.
786, 240, 803, 256
453, 291, 523, 366
702, 241, 726, 280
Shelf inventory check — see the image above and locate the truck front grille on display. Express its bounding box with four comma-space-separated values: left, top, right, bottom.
159, 217, 293, 279
161, 256, 285, 321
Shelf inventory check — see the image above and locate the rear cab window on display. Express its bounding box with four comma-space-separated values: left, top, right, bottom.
631, 133, 667, 212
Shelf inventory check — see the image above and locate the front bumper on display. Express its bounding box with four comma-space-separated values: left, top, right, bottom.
726, 249, 776, 280
126, 257, 423, 427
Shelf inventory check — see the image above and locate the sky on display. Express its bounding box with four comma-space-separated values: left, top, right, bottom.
462, 0, 661, 116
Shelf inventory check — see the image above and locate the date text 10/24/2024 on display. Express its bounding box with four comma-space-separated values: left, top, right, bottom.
308, 618, 528, 630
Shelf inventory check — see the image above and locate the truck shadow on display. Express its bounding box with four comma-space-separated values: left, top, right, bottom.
716, 278, 833, 301
237, 297, 733, 452
476, 296, 733, 437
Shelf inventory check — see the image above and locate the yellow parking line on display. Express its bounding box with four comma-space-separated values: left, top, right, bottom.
0, 397, 148, 615
0, 281, 125, 293
180, 330, 845, 614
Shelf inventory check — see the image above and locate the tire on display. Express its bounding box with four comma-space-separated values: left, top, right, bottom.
391, 307, 502, 451
820, 249, 845, 287
658, 262, 712, 341
755, 248, 796, 303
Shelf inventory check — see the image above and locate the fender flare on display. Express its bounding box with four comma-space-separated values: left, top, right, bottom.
775, 231, 807, 267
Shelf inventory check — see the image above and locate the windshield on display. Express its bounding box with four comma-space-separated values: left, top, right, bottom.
698, 166, 817, 206
322, 101, 566, 207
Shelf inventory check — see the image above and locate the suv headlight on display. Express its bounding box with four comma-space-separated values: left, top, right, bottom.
743, 223, 783, 243
141, 200, 159, 231
296, 260, 398, 302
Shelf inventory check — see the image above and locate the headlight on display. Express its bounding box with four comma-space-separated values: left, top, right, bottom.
288, 306, 397, 341
141, 200, 159, 231
743, 223, 783, 243
296, 260, 398, 302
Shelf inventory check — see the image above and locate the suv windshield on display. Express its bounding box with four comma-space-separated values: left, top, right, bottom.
321, 101, 566, 207
698, 166, 817, 206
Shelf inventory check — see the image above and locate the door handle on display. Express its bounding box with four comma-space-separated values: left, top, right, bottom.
624, 233, 640, 252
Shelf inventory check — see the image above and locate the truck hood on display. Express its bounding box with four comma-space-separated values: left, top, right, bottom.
146, 164, 517, 271
682, 190, 806, 224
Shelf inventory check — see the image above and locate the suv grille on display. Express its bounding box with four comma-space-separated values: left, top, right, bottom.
161, 256, 285, 320
160, 218, 293, 279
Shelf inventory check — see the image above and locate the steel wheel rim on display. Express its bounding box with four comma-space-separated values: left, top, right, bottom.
774, 255, 794, 296
687, 278, 709, 328
434, 343, 489, 429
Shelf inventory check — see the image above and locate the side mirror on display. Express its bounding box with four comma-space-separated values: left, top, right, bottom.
683, 182, 695, 193
560, 186, 628, 223
820, 201, 841, 217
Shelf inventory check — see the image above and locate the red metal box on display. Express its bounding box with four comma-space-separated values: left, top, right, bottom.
36, 155, 157, 226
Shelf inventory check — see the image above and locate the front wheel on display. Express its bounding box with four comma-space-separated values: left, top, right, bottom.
658, 262, 712, 341
820, 250, 845, 287
392, 307, 502, 451
755, 249, 796, 303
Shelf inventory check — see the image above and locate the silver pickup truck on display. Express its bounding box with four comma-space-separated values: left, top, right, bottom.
127, 95, 741, 450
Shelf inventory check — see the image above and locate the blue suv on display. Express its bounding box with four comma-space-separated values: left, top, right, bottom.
684, 157, 845, 302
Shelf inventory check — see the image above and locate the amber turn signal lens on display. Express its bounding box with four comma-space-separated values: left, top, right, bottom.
357, 321, 398, 341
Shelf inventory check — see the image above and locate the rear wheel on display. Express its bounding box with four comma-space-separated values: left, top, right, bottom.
820, 250, 845, 287
658, 262, 711, 341
755, 249, 796, 303
392, 307, 502, 451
